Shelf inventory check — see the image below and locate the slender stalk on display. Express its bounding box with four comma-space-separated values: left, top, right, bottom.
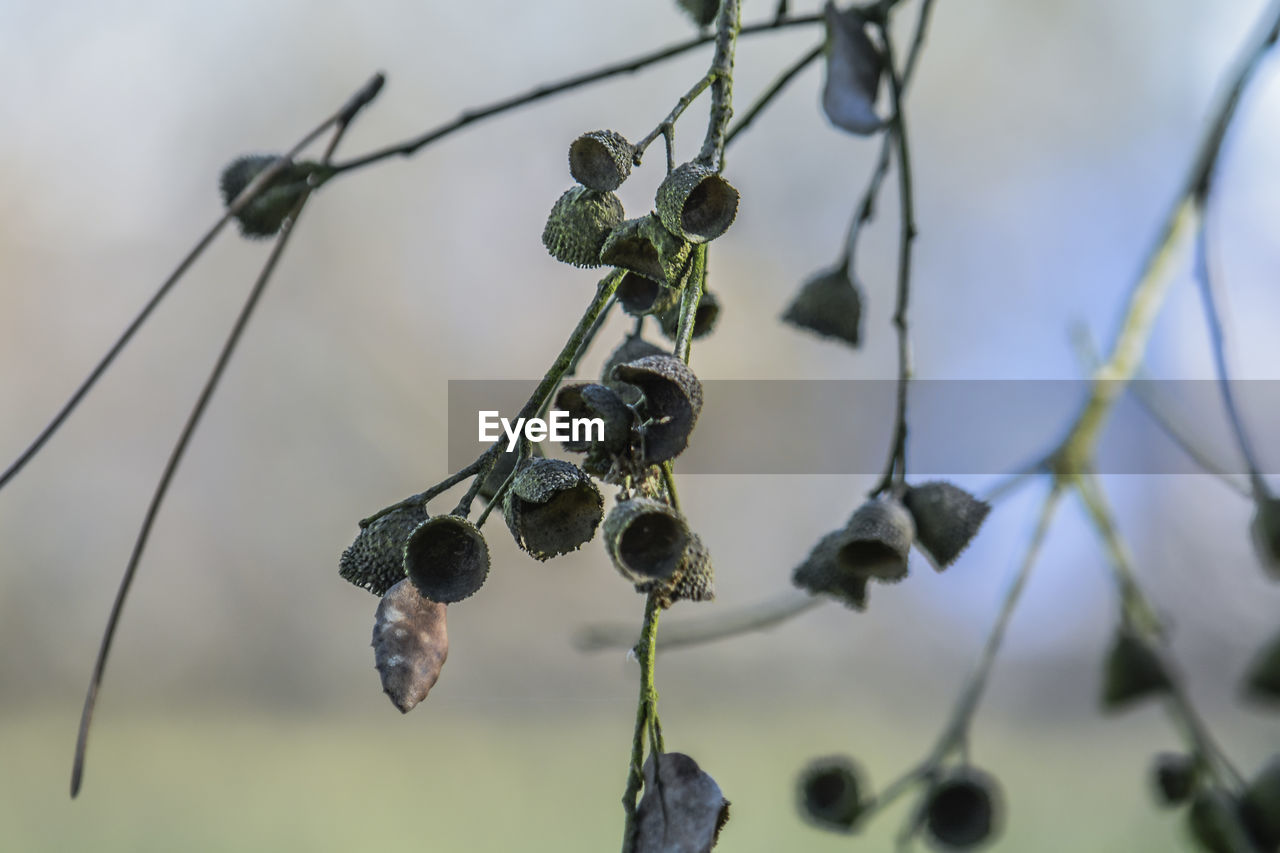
620, 592, 663, 853
633, 73, 716, 163
672, 247, 708, 363
696, 0, 742, 169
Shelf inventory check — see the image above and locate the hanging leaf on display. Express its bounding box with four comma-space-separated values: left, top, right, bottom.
821, 1, 885, 135
635, 752, 731, 852
372, 578, 449, 713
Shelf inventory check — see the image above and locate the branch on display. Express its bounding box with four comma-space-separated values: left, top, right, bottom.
696, 0, 743, 169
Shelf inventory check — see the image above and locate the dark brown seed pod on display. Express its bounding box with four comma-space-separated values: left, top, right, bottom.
1244, 628, 1280, 705
1101, 627, 1172, 712
1251, 496, 1280, 580
660, 289, 721, 341
792, 530, 869, 610
554, 383, 632, 455
675, 0, 719, 28
568, 129, 634, 192
478, 443, 544, 504
371, 578, 448, 713
600, 214, 692, 286
219, 154, 319, 238
923, 767, 1002, 850
797, 755, 867, 833
1151, 753, 1198, 807
541, 186, 625, 268
903, 481, 991, 570
655, 162, 739, 244
404, 515, 490, 603
616, 271, 684, 317
838, 498, 915, 582
502, 457, 603, 560
339, 503, 430, 596
1188, 790, 1255, 853
1242, 755, 1280, 851
603, 335, 667, 405
638, 532, 715, 608
611, 354, 703, 464
604, 497, 691, 584
635, 752, 730, 853
781, 267, 863, 348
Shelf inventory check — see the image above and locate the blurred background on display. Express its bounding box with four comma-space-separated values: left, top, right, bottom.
1, 0, 1278, 849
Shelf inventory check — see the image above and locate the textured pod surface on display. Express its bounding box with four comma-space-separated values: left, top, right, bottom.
617, 271, 683, 317
792, 530, 869, 610
404, 515, 490, 603
1251, 496, 1280, 580
541, 186, 625, 267
219, 154, 316, 238
1101, 628, 1172, 712
660, 289, 721, 341
371, 578, 448, 713
635, 752, 730, 853
655, 162, 739, 244
569, 129, 634, 191
1151, 753, 1197, 807
339, 503, 430, 596
555, 382, 632, 454
502, 457, 603, 560
603, 335, 667, 405
797, 755, 866, 832
782, 267, 863, 348
604, 497, 691, 584
837, 498, 915, 582
923, 767, 1002, 850
638, 532, 715, 607
612, 354, 704, 464
600, 214, 692, 286
1242, 755, 1280, 850
903, 481, 991, 570
1245, 627, 1280, 705
478, 443, 544, 503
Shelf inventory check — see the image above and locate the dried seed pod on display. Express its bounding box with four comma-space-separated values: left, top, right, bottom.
660, 289, 721, 341
478, 443, 544, 503
616, 271, 684, 317
1251, 496, 1280, 580
638, 532, 715, 608
923, 767, 1002, 850
541, 186, 625, 268
219, 154, 318, 238
797, 755, 867, 832
1241, 755, 1280, 850
1101, 627, 1172, 712
903, 481, 991, 570
837, 498, 915, 582
603, 335, 667, 405
339, 503, 429, 596
1188, 790, 1255, 853
1151, 753, 1198, 807
821, 1, 885, 135
604, 497, 691, 584
675, 0, 718, 28
371, 578, 448, 713
655, 162, 739, 244
792, 530, 869, 610
611, 354, 703, 464
404, 515, 490, 603
600, 214, 692, 286
502, 457, 603, 560
781, 267, 863, 348
554, 382, 632, 454
1244, 628, 1280, 705
568, 129, 634, 192
635, 752, 730, 853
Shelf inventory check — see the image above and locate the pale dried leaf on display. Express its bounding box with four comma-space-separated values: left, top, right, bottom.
821, 1, 885, 135
372, 578, 448, 713
636, 752, 730, 853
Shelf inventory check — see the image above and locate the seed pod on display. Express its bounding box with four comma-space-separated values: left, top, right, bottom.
660, 289, 721, 341
903, 481, 991, 570
675, 0, 718, 28
923, 767, 1002, 850
600, 214, 692, 286
616, 271, 684, 317
478, 443, 544, 504
604, 497, 691, 584
502, 458, 603, 560
611, 354, 703, 464
371, 578, 448, 713
541, 186, 625, 268
1151, 753, 1198, 807
635, 752, 730, 853
554, 383, 633, 454
219, 154, 318, 238
837, 498, 915, 582
1244, 628, 1280, 705
1188, 790, 1255, 853
638, 532, 715, 608
797, 755, 867, 832
655, 162, 739, 244
603, 335, 667, 405
781, 267, 863, 348
1251, 496, 1280, 580
339, 503, 429, 596
1101, 627, 1172, 712
404, 515, 490, 603
568, 130, 634, 192
792, 530, 869, 610
822, 1, 885, 135
1241, 755, 1280, 850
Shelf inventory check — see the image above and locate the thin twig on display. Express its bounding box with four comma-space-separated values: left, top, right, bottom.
672, 246, 708, 364
620, 592, 663, 853
633, 73, 716, 164
696, 0, 743, 169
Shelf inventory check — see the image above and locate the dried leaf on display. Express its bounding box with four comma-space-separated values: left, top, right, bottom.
821, 1, 885, 135
635, 752, 730, 853
372, 578, 448, 713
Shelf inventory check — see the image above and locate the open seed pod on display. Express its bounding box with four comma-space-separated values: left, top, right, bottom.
797, 755, 867, 833
1241, 755, 1280, 851
1244, 627, 1280, 705
541, 185, 625, 268
656, 161, 739, 244
611, 354, 703, 464
478, 443, 544, 503
792, 530, 869, 610
837, 498, 915, 582
923, 767, 1002, 850
600, 214, 692, 286
1101, 626, 1172, 712
637, 532, 715, 608
404, 515, 490, 603
372, 578, 448, 713
554, 382, 633, 454
219, 154, 318, 238
568, 129, 634, 192
634, 752, 730, 853
603, 335, 667, 405
1151, 753, 1198, 807
660, 289, 721, 341
1251, 496, 1280, 580
1188, 790, 1256, 853
604, 497, 691, 584
782, 266, 863, 348
502, 458, 603, 561
903, 481, 991, 570
616, 271, 684, 317
339, 503, 429, 596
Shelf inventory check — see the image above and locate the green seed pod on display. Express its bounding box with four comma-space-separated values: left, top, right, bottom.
371, 578, 448, 713
1251, 496, 1280, 580
675, 0, 718, 27
1241, 755, 1280, 851
1188, 790, 1255, 853
1101, 627, 1172, 712
923, 767, 1002, 850
569, 129, 634, 192
782, 267, 863, 348
797, 755, 866, 833
604, 497, 691, 584
1151, 753, 1198, 807
1244, 628, 1280, 705
611, 354, 703, 464
655, 162, 739, 244
219, 154, 319, 238
339, 503, 430, 596
541, 186, 625, 268
478, 443, 544, 504
502, 458, 603, 561
903, 481, 991, 570
659, 289, 721, 341
603, 335, 667, 405
838, 498, 915, 582
792, 530, 870, 610
404, 515, 490, 603
554, 382, 632, 455
616, 271, 684, 317
600, 214, 692, 286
